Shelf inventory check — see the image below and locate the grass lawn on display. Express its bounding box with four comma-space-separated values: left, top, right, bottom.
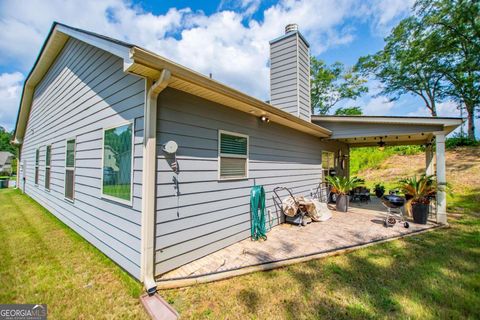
0, 188, 148, 319
160, 188, 480, 319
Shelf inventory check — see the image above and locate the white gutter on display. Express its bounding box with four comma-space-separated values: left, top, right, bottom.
141, 69, 171, 295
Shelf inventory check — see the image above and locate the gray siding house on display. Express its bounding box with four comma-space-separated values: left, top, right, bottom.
13, 22, 460, 293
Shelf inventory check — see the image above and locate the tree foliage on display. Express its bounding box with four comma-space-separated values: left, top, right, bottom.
416, 0, 480, 139
0, 127, 17, 156
310, 57, 368, 115
356, 16, 445, 116
357, 0, 479, 139
334, 106, 363, 116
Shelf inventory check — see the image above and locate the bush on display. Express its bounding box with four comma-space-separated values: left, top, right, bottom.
445, 134, 478, 149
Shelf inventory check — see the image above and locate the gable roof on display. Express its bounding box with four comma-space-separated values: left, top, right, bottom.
0, 151, 14, 166
13, 22, 332, 144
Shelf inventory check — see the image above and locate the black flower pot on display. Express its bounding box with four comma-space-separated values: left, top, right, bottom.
336, 194, 349, 212
375, 190, 385, 198
412, 203, 429, 224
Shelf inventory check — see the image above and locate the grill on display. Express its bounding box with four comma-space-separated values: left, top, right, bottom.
381, 195, 409, 228
381, 195, 405, 208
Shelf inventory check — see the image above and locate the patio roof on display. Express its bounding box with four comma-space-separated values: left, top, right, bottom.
312, 115, 463, 147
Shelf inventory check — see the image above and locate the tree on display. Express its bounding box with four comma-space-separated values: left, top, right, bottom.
356, 16, 446, 117
310, 57, 368, 115
0, 127, 17, 155
415, 0, 480, 139
334, 106, 363, 115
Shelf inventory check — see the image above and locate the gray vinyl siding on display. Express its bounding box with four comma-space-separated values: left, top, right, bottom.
154, 88, 346, 276
270, 32, 311, 122
19, 38, 145, 279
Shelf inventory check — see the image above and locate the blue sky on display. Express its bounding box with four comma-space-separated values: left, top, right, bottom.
0, 0, 473, 134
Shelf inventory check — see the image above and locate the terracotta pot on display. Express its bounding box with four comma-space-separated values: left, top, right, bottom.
336, 194, 349, 212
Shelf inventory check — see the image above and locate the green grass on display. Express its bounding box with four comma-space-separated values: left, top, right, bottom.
0, 188, 148, 319
350, 146, 423, 176
162, 188, 480, 319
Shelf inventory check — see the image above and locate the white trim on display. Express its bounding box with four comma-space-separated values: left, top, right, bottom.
312, 116, 463, 126
56, 24, 133, 69
64, 138, 76, 202
100, 120, 135, 206
218, 130, 249, 181
44, 144, 52, 191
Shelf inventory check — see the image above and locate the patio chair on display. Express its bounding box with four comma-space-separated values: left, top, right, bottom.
312, 182, 333, 203
351, 186, 371, 203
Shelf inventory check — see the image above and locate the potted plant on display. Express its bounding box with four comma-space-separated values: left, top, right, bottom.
374, 183, 385, 198
326, 176, 363, 212
398, 175, 437, 224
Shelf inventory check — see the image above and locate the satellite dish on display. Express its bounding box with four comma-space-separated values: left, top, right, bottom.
162, 141, 178, 154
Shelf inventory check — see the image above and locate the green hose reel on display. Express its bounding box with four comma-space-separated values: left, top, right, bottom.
250, 185, 268, 240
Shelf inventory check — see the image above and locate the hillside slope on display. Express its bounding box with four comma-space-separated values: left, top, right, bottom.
356, 146, 480, 206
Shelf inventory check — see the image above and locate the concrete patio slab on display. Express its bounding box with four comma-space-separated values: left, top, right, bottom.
156, 198, 438, 288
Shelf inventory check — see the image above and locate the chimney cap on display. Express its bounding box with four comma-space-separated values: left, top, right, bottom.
285, 23, 298, 34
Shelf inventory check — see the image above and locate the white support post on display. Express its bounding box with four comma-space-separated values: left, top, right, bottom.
435, 132, 447, 224
425, 143, 434, 176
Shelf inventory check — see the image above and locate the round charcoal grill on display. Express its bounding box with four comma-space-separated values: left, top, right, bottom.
381, 195, 405, 208
381, 195, 409, 228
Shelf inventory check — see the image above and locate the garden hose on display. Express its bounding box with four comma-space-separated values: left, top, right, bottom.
250, 185, 267, 240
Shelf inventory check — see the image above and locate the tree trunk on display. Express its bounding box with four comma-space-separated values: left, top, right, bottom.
465, 103, 476, 140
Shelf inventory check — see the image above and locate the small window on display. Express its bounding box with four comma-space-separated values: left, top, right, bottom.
322, 151, 335, 181
45, 145, 51, 190
218, 131, 249, 180
65, 139, 75, 200
35, 149, 40, 185
102, 122, 133, 204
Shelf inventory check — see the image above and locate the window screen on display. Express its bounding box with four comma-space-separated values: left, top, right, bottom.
35, 149, 39, 185
219, 131, 248, 179
102, 123, 133, 202
45, 145, 51, 190
65, 139, 75, 200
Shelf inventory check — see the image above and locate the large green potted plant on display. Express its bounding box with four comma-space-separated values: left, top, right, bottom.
398, 175, 437, 224
326, 176, 363, 212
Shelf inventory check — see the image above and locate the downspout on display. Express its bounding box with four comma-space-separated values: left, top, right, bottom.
141, 69, 171, 295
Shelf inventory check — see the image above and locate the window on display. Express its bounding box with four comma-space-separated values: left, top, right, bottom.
35, 149, 39, 185
322, 151, 335, 181
218, 130, 249, 180
65, 139, 75, 200
102, 122, 133, 204
45, 145, 51, 190
322, 151, 335, 170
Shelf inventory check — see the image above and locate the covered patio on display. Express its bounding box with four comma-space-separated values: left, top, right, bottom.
313, 115, 463, 224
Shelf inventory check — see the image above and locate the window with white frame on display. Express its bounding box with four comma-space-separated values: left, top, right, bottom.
35, 148, 39, 185
102, 122, 133, 204
45, 145, 51, 190
65, 139, 75, 200
218, 131, 249, 180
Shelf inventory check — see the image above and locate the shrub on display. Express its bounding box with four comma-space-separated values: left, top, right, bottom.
445, 133, 478, 149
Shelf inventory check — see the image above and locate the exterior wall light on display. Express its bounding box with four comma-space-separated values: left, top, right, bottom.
260, 115, 270, 123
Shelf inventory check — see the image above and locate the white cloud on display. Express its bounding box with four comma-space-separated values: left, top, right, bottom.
0, 0, 415, 129
407, 100, 461, 117
363, 96, 395, 115
0, 72, 24, 130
